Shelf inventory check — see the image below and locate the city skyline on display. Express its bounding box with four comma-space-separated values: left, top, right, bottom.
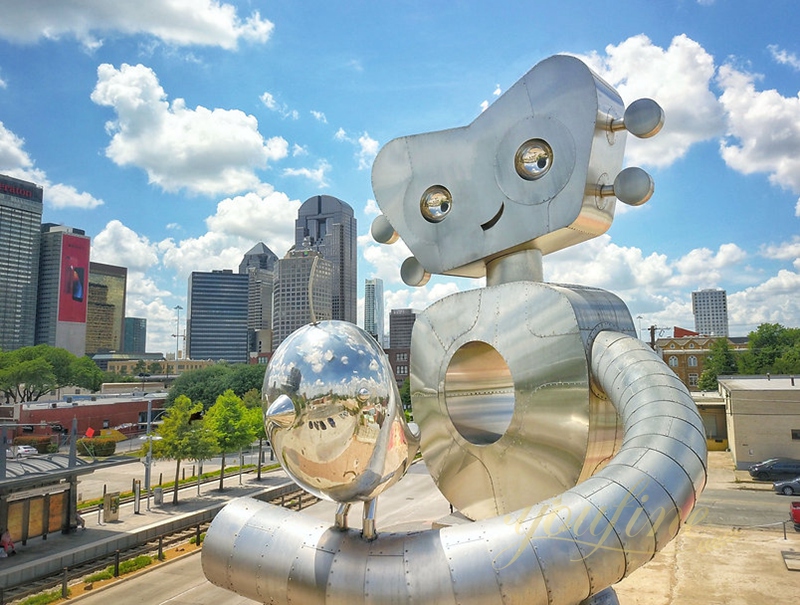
1, 2, 799, 352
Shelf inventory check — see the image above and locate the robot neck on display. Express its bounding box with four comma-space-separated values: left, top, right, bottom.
485, 248, 543, 286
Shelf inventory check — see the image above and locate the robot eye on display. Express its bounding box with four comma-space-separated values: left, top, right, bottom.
420, 185, 453, 223
514, 139, 553, 180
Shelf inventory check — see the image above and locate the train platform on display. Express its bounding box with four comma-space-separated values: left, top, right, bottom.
0, 466, 293, 594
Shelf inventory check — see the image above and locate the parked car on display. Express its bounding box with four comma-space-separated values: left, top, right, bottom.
749, 458, 800, 480
792, 501, 800, 532
11, 445, 38, 458
773, 476, 800, 496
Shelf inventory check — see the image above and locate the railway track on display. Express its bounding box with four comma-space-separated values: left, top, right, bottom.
0, 485, 318, 605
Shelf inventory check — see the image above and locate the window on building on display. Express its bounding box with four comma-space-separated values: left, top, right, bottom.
688, 356, 698, 367
688, 373, 698, 387
668, 356, 678, 367
792, 429, 800, 441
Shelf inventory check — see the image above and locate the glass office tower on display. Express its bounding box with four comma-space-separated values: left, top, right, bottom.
186, 270, 249, 363
294, 195, 357, 324
364, 277, 384, 346
0, 174, 43, 351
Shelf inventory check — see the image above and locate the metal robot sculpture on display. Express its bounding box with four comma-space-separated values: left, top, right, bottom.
202, 55, 708, 605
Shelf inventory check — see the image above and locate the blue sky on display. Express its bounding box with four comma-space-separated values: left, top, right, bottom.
1, 0, 799, 353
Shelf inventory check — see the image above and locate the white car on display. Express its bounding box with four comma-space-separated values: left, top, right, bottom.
11, 445, 38, 458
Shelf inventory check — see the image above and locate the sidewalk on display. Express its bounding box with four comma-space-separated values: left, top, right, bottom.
0, 466, 292, 593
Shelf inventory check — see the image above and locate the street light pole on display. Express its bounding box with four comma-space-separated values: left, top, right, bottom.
174, 305, 183, 376
145, 398, 152, 511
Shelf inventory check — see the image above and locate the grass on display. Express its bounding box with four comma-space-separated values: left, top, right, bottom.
84, 555, 153, 583
18, 588, 70, 605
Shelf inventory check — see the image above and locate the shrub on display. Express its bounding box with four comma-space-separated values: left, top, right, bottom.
77, 436, 117, 457
84, 555, 153, 584
19, 587, 70, 605
13, 436, 52, 454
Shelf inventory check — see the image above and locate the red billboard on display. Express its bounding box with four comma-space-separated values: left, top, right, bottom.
58, 234, 90, 323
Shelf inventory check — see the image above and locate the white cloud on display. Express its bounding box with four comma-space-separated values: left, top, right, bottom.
0, 121, 104, 209
161, 187, 299, 279
0, 74, 6, 89
46, 183, 104, 209
729, 269, 800, 330
91, 63, 288, 196
292, 144, 308, 157
0, 0, 273, 50
359, 233, 413, 286
768, 45, 800, 71
718, 62, 800, 194
259, 91, 278, 111
282, 160, 331, 188
91, 220, 159, 271
0, 121, 36, 172
357, 133, 379, 170
480, 99, 489, 112
260, 91, 299, 120
580, 34, 725, 167
761, 237, 800, 271
311, 110, 327, 123
669, 243, 748, 287
333, 128, 379, 170
363, 198, 380, 216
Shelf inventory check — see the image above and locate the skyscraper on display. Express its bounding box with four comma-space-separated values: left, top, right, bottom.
0, 174, 43, 351
239, 243, 279, 354
294, 195, 357, 324
85, 282, 115, 355
272, 247, 333, 350
692, 289, 729, 337
88, 262, 127, 354
186, 270, 249, 363
123, 317, 147, 354
35, 223, 90, 357
389, 308, 417, 349
364, 278, 384, 346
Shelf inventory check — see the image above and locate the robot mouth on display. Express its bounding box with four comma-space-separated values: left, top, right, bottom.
481, 203, 504, 231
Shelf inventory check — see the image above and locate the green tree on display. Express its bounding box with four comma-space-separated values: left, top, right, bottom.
132, 360, 148, 375
72, 356, 104, 392
0, 345, 103, 402
739, 323, 800, 374
153, 395, 218, 505
167, 363, 266, 408
398, 378, 411, 411
698, 338, 739, 391
204, 389, 255, 490
226, 364, 267, 397
242, 388, 271, 478
147, 361, 164, 375
167, 365, 232, 408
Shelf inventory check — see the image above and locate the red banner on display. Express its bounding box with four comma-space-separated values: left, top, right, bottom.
58, 234, 90, 323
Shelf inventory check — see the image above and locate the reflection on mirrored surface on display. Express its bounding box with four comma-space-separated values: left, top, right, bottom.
264, 320, 419, 503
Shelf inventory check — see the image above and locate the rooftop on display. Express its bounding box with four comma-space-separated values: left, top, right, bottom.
717, 374, 800, 391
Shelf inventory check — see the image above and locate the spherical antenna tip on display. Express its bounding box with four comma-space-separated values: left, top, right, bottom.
624, 98, 665, 139
401, 256, 431, 287
371, 214, 399, 244
614, 167, 654, 206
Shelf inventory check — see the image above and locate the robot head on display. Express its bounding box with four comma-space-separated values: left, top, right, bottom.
371, 55, 663, 285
